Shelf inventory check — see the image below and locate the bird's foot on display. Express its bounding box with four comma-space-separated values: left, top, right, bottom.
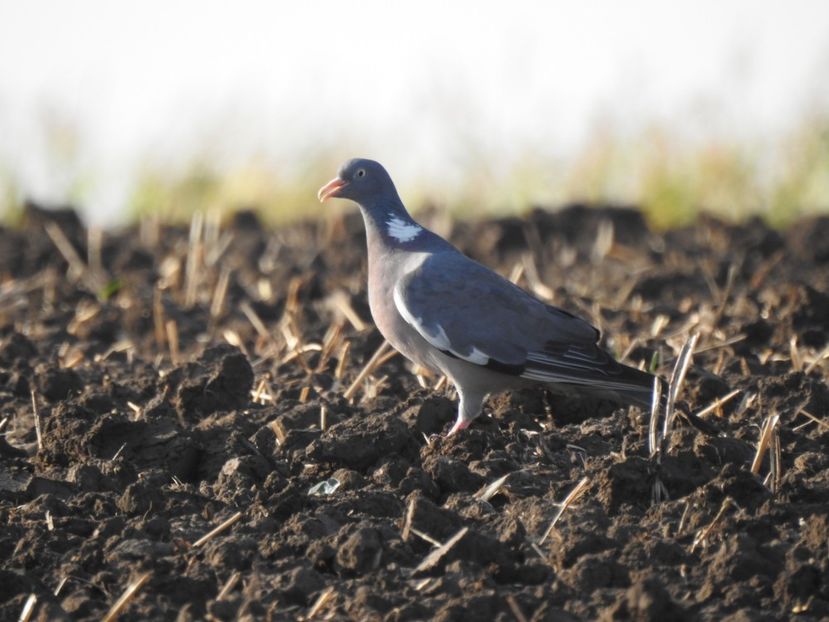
425, 425, 466, 445
446, 418, 472, 437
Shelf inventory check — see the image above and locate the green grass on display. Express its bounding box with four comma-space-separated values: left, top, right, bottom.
0, 169, 23, 225
3, 113, 829, 229
768, 112, 829, 226
127, 152, 346, 226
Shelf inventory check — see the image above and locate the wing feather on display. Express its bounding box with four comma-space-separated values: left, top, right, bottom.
393, 251, 655, 405
393, 252, 599, 368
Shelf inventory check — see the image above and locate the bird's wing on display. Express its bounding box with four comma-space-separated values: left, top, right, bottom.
394, 252, 653, 398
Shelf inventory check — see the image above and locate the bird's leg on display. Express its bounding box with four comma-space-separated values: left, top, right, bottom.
446, 389, 486, 436
446, 418, 472, 436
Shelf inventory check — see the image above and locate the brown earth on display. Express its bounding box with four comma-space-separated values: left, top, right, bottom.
1, 201, 828, 621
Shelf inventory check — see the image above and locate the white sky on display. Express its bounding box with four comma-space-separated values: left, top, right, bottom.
1, 0, 828, 222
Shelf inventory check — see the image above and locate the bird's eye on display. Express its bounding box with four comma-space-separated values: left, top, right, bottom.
356, 169, 366, 178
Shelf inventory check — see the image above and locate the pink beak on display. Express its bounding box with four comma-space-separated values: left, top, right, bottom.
317, 177, 348, 202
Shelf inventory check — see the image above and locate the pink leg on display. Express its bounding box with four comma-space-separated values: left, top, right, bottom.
446, 417, 472, 437
445, 391, 485, 436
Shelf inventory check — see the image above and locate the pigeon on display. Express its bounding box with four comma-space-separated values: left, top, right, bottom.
318, 158, 661, 435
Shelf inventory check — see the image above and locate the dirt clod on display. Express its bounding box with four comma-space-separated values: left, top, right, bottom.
1, 206, 828, 620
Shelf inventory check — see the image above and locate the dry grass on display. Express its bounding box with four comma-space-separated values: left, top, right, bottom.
303, 586, 336, 621
216, 571, 241, 601
694, 389, 741, 419
793, 408, 829, 433
538, 476, 590, 545
17, 593, 37, 622
29, 390, 43, 452
506, 594, 529, 622
1, 155, 825, 621
649, 332, 699, 462
476, 472, 512, 503
691, 498, 735, 553
343, 341, 396, 402
751, 412, 780, 481
191, 511, 243, 548
414, 527, 470, 574
648, 332, 700, 503
101, 572, 152, 622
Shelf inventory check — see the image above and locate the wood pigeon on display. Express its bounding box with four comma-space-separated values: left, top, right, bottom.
319, 158, 661, 435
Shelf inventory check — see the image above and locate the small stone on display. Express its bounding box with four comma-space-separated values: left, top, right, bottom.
601, 577, 688, 622
35, 365, 83, 402
306, 412, 417, 471
336, 527, 383, 573
281, 565, 325, 605
169, 345, 254, 419
422, 455, 485, 494
402, 492, 463, 542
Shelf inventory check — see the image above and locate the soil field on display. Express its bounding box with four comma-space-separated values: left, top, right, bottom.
1, 202, 828, 621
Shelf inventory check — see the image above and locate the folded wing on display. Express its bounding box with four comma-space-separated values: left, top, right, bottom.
394, 252, 654, 402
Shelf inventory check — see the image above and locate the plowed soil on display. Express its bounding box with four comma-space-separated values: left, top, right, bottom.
1, 202, 828, 621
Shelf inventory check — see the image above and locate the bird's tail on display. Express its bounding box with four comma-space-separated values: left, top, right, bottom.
594, 362, 667, 411
518, 342, 700, 419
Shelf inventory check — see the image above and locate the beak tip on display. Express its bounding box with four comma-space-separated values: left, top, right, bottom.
317, 177, 347, 204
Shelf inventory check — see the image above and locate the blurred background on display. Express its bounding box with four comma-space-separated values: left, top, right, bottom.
1, 0, 828, 227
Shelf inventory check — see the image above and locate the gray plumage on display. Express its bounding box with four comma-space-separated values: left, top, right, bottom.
318, 158, 659, 434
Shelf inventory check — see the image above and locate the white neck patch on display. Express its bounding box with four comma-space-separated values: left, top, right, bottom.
386, 217, 422, 243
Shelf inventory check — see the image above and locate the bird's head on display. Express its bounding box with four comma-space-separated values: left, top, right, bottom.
317, 158, 399, 207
